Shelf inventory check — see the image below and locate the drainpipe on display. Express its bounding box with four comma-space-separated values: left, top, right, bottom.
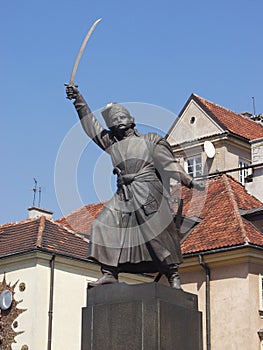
198, 255, 211, 350
47, 254, 55, 350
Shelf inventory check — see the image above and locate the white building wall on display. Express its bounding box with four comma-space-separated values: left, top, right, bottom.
0, 252, 151, 350
0, 254, 50, 350
51, 257, 96, 350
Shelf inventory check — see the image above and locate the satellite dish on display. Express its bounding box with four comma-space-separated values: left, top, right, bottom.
204, 141, 216, 158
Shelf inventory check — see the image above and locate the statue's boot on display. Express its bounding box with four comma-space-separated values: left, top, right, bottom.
160, 262, 181, 290
167, 267, 181, 289
88, 265, 119, 288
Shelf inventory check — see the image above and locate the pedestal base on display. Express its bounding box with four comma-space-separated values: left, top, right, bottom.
81, 282, 202, 350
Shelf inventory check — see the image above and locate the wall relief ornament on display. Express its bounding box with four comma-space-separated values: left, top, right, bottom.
0, 274, 27, 350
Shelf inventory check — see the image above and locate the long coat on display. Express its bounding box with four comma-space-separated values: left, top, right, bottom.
74, 95, 193, 272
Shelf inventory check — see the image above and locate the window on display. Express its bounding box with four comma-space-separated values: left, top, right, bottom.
185, 155, 202, 177
190, 116, 196, 124
239, 160, 249, 185
259, 330, 263, 350
259, 276, 263, 349
258, 275, 263, 317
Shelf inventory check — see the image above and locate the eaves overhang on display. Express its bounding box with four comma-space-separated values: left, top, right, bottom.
183, 243, 263, 260
170, 132, 229, 151
0, 247, 93, 265
170, 130, 251, 152
181, 244, 263, 271
239, 207, 263, 217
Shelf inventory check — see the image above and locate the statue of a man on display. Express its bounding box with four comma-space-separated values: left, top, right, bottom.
66, 85, 204, 289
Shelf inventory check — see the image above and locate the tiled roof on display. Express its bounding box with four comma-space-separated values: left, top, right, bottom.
193, 94, 263, 141
57, 202, 104, 234
0, 217, 88, 260
1, 175, 262, 260
171, 174, 263, 254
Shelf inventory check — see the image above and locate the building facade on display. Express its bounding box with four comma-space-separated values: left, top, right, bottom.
167, 94, 263, 201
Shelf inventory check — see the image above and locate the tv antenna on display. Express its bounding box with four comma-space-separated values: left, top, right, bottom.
252, 97, 256, 116
32, 178, 42, 207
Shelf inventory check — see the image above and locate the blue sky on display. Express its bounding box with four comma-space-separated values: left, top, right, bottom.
1, 0, 262, 224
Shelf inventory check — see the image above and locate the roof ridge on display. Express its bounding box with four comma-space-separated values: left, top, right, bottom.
34, 216, 89, 248
222, 175, 249, 244
36, 216, 46, 248
47, 217, 89, 243
194, 94, 263, 129
0, 217, 39, 229
226, 174, 263, 206
58, 201, 106, 221
193, 94, 241, 115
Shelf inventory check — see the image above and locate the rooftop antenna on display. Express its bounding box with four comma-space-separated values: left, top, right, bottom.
38, 187, 42, 208
252, 97, 256, 116
32, 178, 37, 206
32, 178, 42, 207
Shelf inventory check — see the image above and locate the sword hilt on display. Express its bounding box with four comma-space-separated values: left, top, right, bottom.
113, 167, 129, 201
65, 83, 79, 100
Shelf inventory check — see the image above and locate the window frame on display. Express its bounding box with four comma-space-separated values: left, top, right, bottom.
239, 159, 250, 185
184, 155, 202, 178
258, 274, 263, 317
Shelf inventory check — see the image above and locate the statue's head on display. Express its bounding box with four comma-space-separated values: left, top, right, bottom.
101, 103, 135, 130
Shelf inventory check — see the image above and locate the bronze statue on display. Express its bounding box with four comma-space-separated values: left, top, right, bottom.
66, 85, 205, 289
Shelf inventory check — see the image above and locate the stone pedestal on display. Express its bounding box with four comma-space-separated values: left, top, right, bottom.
81, 282, 202, 350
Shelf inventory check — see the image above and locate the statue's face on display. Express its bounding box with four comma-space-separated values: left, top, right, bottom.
102, 103, 135, 130
108, 113, 135, 129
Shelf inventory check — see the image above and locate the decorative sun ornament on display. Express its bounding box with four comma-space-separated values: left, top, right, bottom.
0, 275, 27, 350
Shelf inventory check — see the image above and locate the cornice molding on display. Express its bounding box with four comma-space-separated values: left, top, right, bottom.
181, 247, 263, 271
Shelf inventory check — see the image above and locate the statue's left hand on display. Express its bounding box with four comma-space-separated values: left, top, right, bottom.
191, 179, 206, 191
65, 84, 79, 100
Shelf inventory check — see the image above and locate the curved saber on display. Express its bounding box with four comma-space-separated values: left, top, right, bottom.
69, 18, 102, 85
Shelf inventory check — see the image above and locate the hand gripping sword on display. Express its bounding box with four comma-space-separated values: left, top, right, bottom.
67, 18, 102, 86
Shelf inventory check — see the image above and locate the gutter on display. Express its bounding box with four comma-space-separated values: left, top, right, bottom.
199, 255, 211, 350
0, 247, 95, 264
183, 243, 263, 259
47, 254, 55, 350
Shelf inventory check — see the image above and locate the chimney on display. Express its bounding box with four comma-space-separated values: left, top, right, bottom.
27, 206, 53, 219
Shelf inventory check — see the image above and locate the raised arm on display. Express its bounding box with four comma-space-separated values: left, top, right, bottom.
65, 85, 111, 151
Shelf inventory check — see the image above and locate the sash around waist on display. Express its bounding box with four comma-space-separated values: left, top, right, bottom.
114, 168, 158, 186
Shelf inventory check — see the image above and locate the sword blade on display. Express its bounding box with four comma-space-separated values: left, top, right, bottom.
69, 18, 102, 85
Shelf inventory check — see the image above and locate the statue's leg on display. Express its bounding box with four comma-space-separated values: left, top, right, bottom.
88, 264, 119, 288
158, 260, 181, 290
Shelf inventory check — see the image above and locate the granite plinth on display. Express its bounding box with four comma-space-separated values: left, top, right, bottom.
81, 282, 202, 350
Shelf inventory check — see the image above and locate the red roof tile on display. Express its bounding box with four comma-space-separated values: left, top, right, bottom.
171, 174, 263, 254
193, 94, 263, 141
0, 217, 88, 260
57, 202, 104, 234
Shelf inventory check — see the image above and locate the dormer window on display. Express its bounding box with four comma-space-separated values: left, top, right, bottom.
185, 155, 202, 177
239, 160, 249, 185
